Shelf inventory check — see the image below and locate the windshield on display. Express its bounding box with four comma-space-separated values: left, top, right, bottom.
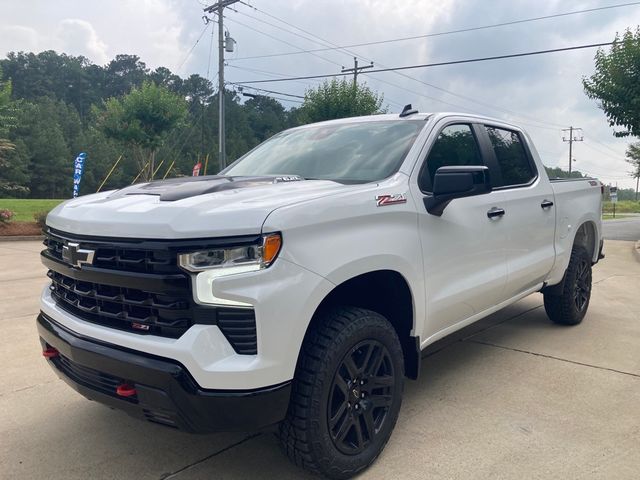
223, 120, 424, 183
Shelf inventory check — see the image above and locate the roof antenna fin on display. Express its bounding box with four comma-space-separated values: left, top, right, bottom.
399, 104, 418, 118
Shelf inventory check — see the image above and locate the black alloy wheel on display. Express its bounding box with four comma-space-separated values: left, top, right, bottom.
328, 340, 395, 455
573, 257, 592, 312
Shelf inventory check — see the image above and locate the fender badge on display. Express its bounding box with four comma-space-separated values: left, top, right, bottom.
376, 193, 407, 207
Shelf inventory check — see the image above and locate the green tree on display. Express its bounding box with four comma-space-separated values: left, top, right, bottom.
149, 67, 183, 94
9, 100, 73, 198
297, 79, 386, 124
0, 49, 301, 193
245, 95, 288, 143
544, 166, 586, 179
583, 28, 640, 137
104, 54, 148, 98
626, 142, 640, 200
94, 81, 187, 181
0, 66, 30, 197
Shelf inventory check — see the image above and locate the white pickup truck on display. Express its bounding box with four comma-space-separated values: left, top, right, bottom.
38, 110, 603, 479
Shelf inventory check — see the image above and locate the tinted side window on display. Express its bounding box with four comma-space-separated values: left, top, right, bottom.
420, 124, 483, 191
486, 126, 534, 186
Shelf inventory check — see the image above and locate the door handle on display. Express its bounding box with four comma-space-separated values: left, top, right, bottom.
541, 200, 554, 209
487, 207, 505, 219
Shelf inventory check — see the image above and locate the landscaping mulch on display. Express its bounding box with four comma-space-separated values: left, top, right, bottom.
0, 222, 43, 237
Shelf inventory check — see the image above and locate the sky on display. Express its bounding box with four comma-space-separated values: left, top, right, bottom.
1, 0, 639, 188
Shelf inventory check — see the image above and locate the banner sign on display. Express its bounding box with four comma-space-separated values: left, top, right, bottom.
192, 162, 202, 177
72, 152, 87, 198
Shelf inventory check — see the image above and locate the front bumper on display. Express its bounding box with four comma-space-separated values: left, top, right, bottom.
37, 312, 291, 433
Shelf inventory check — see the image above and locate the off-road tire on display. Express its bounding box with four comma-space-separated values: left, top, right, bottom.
544, 245, 592, 325
278, 307, 404, 479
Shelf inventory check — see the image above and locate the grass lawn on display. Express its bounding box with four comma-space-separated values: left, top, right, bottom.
602, 200, 640, 215
602, 213, 636, 220
0, 199, 65, 222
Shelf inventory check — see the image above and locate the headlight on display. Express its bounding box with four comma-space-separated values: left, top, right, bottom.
178, 233, 282, 306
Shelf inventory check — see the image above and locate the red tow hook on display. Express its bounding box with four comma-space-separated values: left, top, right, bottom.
42, 347, 59, 359
116, 384, 137, 398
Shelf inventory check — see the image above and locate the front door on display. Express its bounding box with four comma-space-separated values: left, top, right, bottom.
410, 121, 509, 342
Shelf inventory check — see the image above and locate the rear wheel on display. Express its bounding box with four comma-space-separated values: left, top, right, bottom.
278, 307, 404, 479
544, 245, 592, 325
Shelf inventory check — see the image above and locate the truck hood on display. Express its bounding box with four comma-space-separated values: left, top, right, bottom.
47, 175, 351, 238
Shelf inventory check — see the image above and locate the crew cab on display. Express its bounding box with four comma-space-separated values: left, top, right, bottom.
37, 110, 603, 479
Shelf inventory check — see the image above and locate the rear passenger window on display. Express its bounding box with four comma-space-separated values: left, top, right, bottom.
485, 126, 535, 186
420, 124, 483, 191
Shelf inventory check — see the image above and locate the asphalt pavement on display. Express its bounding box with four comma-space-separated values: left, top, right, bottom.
603, 215, 640, 241
1, 239, 639, 479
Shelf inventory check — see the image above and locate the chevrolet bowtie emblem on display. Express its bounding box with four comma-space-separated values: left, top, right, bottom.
62, 242, 95, 269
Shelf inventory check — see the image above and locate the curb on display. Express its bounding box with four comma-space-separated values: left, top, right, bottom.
0, 235, 44, 242
634, 241, 640, 263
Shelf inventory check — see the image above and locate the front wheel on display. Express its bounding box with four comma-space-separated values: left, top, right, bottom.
544, 245, 593, 325
278, 307, 404, 479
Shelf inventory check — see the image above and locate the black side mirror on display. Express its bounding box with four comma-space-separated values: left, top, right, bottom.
424, 166, 491, 216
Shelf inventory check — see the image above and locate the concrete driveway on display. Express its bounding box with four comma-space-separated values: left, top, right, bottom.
1, 239, 639, 479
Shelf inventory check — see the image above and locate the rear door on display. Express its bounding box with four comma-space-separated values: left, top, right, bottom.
479, 124, 556, 297
410, 120, 510, 341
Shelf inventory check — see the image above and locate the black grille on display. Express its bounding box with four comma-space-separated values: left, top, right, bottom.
48, 270, 191, 338
53, 352, 132, 401
45, 231, 177, 274
43, 229, 259, 353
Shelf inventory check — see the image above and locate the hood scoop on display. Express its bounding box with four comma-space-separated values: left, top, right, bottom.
108, 175, 305, 202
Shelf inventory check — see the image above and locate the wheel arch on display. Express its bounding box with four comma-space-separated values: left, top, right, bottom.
301, 269, 421, 380
543, 219, 599, 296
573, 220, 599, 263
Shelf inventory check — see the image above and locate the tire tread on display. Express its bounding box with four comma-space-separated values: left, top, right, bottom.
544, 245, 592, 325
278, 306, 403, 479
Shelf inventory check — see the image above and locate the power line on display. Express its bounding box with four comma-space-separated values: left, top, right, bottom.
224, 2, 631, 172
229, 2, 640, 60
232, 77, 405, 109
176, 23, 211, 71
243, 93, 303, 104
224, 15, 344, 68
233, 6, 354, 62
225, 5, 630, 159
225, 10, 411, 107
226, 64, 326, 89
231, 4, 567, 129
205, 17, 216, 79
236, 84, 305, 99
358, 71, 562, 131
582, 140, 629, 163
581, 129, 629, 156
234, 41, 615, 84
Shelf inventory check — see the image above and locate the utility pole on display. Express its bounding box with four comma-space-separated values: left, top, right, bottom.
204, 0, 240, 170
341, 57, 374, 87
562, 126, 583, 175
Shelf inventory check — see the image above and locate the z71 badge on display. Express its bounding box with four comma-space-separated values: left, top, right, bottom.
376, 193, 407, 207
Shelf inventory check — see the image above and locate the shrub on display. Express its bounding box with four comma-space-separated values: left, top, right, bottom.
33, 211, 49, 229
0, 209, 15, 223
